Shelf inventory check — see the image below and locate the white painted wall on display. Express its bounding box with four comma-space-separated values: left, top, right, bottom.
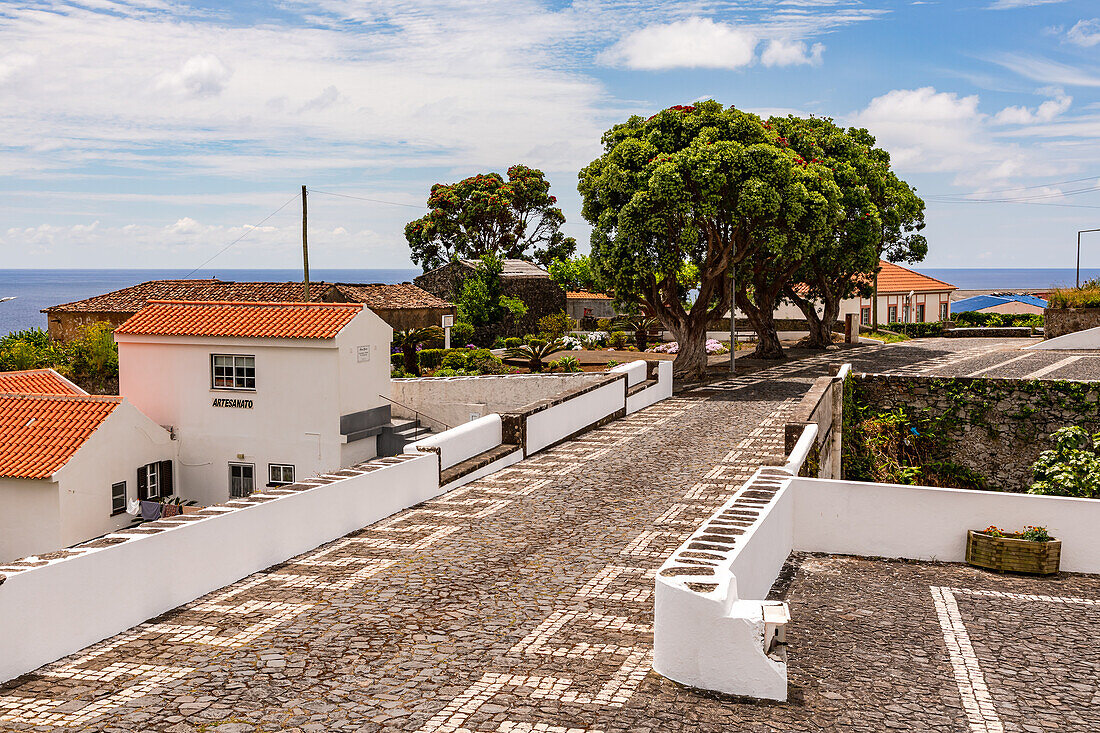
116, 308, 391, 505
0, 452, 439, 684
771, 290, 952, 324
610, 360, 646, 388
391, 373, 604, 432
407, 414, 503, 470
626, 361, 672, 414
1028, 325, 1100, 350
526, 378, 625, 454
0, 400, 175, 564
792, 477, 1100, 573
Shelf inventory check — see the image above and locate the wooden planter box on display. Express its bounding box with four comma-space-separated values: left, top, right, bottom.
966, 530, 1061, 575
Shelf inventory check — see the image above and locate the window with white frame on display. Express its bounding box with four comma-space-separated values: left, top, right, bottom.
268, 464, 295, 485
861, 307, 870, 326
229, 462, 255, 498
211, 354, 256, 390
940, 302, 949, 321
917, 304, 926, 322
887, 305, 898, 323
111, 481, 127, 515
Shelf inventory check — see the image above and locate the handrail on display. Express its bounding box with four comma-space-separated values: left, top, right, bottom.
377, 394, 454, 439
783, 423, 819, 476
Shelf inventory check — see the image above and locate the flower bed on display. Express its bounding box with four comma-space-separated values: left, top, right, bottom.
648, 339, 728, 355
965, 526, 1061, 575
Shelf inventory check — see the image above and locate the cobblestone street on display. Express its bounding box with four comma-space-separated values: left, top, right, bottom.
2, 338, 1098, 732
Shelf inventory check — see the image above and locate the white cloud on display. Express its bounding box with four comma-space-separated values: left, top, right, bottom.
600, 18, 757, 71
761, 39, 824, 67
0, 53, 35, 84
989, 53, 1100, 87
993, 91, 1072, 123
987, 0, 1069, 9
155, 54, 232, 98
1067, 19, 1100, 47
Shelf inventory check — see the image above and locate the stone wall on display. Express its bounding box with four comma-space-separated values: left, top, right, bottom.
849, 373, 1100, 491
45, 312, 129, 342
1045, 307, 1100, 338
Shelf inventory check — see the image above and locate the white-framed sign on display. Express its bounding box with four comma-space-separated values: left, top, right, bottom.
442, 314, 454, 328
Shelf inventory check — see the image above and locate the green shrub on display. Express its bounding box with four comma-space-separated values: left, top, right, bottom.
417, 348, 448, 370
953, 311, 1042, 329
608, 330, 628, 349
391, 352, 404, 369
596, 318, 613, 332
440, 350, 468, 370
450, 321, 474, 345
538, 311, 576, 338
550, 355, 582, 373
466, 349, 507, 375
1029, 426, 1100, 498
504, 337, 523, 349
885, 321, 946, 338
526, 337, 547, 349
1047, 283, 1100, 308
492, 336, 506, 348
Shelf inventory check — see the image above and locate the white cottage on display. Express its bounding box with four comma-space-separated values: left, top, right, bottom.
0, 369, 176, 563
114, 300, 392, 505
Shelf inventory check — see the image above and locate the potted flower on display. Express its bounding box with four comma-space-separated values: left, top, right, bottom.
966, 525, 1061, 575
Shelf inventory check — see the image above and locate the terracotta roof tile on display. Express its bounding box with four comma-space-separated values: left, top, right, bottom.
43, 280, 327, 314
0, 394, 122, 478
0, 369, 85, 396
875, 261, 955, 293
331, 283, 453, 309
114, 301, 363, 339
566, 291, 612, 300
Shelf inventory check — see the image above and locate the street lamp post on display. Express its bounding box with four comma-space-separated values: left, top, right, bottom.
1078, 228, 1100, 288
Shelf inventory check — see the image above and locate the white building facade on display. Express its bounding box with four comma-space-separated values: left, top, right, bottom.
115, 300, 392, 506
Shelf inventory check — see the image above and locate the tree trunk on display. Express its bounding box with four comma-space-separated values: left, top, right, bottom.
736, 289, 785, 360
403, 345, 420, 376
669, 320, 709, 379
786, 291, 830, 349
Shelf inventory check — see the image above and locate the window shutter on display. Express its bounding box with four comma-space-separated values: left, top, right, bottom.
137, 466, 148, 501
160, 460, 174, 496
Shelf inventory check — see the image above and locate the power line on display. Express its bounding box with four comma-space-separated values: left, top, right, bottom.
184, 192, 301, 277
928, 174, 1100, 198
928, 183, 1100, 204
925, 198, 1100, 210
309, 188, 428, 210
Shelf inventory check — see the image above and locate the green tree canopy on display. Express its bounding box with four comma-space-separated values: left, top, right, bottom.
579, 100, 842, 375
405, 165, 576, 271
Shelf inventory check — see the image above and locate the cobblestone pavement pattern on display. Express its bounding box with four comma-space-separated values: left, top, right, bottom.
2, 338, 1098, 732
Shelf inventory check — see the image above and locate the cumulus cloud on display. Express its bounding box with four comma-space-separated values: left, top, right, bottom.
760, 39, 824, 67
600, 18, 756, 70
993, 91, 1072, 124
0, 53, 35, 84
1067, 19, 1100, 47
155, 54, 232, 98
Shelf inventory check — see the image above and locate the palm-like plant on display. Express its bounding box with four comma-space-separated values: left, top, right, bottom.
614, 314, 661, 351
504, 338, 567, 373
393, 327, 444, 376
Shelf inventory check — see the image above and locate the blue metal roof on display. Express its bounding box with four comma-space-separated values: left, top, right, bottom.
953, 294, 1048, 313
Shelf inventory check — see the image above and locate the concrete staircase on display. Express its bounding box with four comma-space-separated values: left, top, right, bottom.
378, 418, 432, 457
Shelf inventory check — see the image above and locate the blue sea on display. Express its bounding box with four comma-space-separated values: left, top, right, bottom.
0, 269, 420, 336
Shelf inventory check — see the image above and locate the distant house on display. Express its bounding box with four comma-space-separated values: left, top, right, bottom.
951, 293, 1047, 316
773, 260, 957, 326
414, 259, 565, 336
0, 369, 176, 563
114, 300, 392, 506
323, 283, 454, 331
42, 280, 452, 340
565, 291, 617, 326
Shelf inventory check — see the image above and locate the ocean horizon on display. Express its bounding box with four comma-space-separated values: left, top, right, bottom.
2, 266, 1098, 337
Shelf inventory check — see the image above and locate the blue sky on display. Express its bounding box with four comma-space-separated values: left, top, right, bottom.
3, 0, 1100, 270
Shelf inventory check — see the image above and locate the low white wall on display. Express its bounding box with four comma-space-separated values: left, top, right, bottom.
439, 448, 523, 493
407, 414, 503, 470
626, 361, 673, 414
391, 373, 604, 431
0, 453, 439, 683
610, 360, 646, 388
1028, 325, 1100, 350
526, 379, 625, 454
792, 477, 1100, 573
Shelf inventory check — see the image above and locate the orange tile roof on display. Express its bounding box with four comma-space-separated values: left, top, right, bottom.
0, 394, 122, 479
0, 369, 85, 396
566, 291, 612, 300
875, 261, 956, 294
115, 301, 364, 340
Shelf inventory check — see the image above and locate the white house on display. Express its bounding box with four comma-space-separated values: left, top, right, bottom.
774, 260, 957, 326
0, 369, 176, 563
115, 300, 392, 505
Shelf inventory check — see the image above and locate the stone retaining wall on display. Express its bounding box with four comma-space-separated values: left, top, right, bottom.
850, 374, 1100, 491
1045, 307, 1100, 338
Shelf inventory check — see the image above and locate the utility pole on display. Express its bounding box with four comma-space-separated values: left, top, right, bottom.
729, 247, 737, 375
1078, 228, 1100, 288
302, 185, 310, 300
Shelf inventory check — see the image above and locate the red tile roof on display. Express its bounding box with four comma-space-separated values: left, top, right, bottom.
566, 291, 612, 300
115, 301, 364, 339
0, 369, 85, 396
0, 394, 122, 479
43, 280, 328, 314
875, 261, 955, 294
330, 283, 453, 309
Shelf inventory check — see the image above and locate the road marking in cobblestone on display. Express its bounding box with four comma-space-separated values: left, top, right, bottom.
965, 353, 1033, 377
930, 585, 1004, 733
1023, 355, 1083, 379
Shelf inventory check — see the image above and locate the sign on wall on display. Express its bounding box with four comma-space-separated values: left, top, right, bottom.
357, 345, 371, 363
212, 398, 253, 409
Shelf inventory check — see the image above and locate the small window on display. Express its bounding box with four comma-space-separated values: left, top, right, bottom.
111, 481, 127, 515
940, 302, 949, 321
860, 308, 870, 326
269, 464, 295, 485
211, 354, 256, 390
137, 461, 172, 500
887, 305, 898, 323
229, 462, 255, 498
917, 304, 926, 322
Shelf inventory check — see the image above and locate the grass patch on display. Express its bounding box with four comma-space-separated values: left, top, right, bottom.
861, 330, 910, 344
1048, 284, 1100, 308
